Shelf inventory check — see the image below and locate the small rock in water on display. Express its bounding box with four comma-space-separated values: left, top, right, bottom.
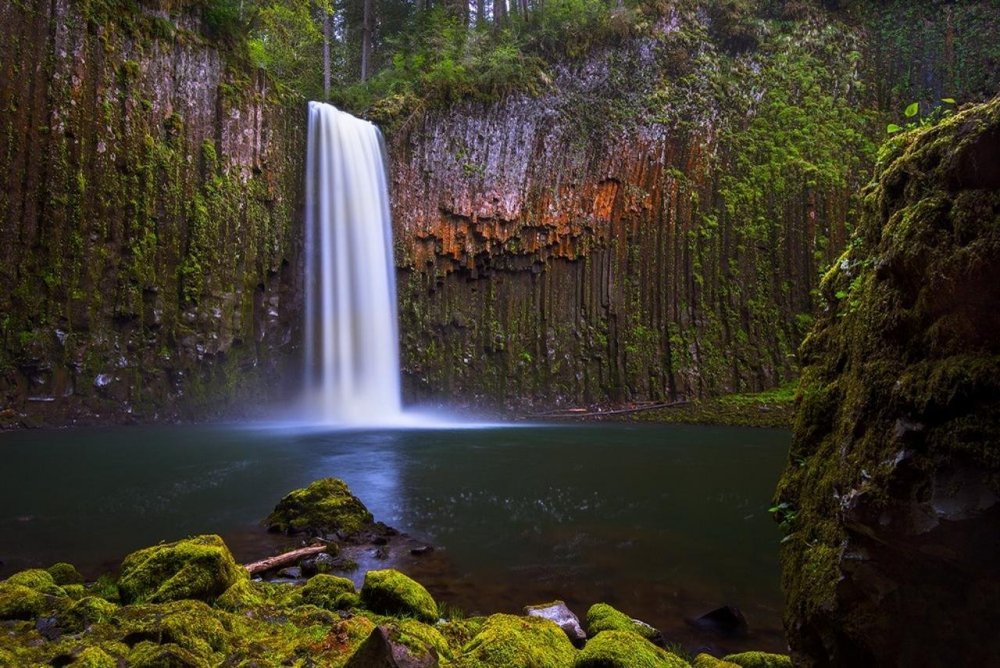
524, 601, 587, 647
301, 552, 337, 576
345, 625, 438, 668
371, 535, 389, 546
410, 545, 434, 556
276, 566, 302, 579
690, 606, 749, 638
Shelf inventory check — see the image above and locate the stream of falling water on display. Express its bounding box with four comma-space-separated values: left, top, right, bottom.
303, 101, 402, 424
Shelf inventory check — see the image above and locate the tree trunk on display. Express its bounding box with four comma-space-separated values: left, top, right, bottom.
477, 0, 486, 26
494, 0, 506, 25
243, 545, 328, 576
361, 0, 373, 82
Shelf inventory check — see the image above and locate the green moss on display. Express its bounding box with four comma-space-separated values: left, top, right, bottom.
360, 569, 438, 623
117, 534, 247, 604
116, 599, 230, 660
62, 584, 88, 600
63, 596, 118, 632
693, 654, 741, 668
585, 603, 661, 642
215, 578, 264, 611
457, 614, 577, 668
299, 574, 358, 610
721, 652, 792, 668
576, 630, 689, 667
71, 646, 118, 668
0, 583, 49, 620
128, 641, 209, 668
394, 618, 452, 660
47, 562, 85, 586
265, 478, 374, 536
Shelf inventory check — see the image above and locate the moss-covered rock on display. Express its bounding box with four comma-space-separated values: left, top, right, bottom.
47, 562, 85, 586
576, 630, 689, 667
394, 618, 452, 660
585, 603, 662, 643
300, 573, 359, 610
360, 569, 438, 623
115, 599, 230, 661
457, 613, 577, 667
128, 641, 210, 668
70, 646, 118, 667
5, 568, 66, 596
117, 534, 247, 604
0, 582, 49, 620
776, 97, 1000, 666
265, 478, 374, 537
721, 652, 792, 668
692, 654, 741, 668
62, 596, 118, 632
215, 578, 265, 611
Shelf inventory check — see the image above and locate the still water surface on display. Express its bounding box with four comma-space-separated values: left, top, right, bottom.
0, 422, 789, 653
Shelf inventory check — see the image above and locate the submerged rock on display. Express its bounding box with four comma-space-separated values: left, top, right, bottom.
775, 97, 1000, 666
524, 600, 587, 646
265, 478, 374, 537
576, 630, 689, 667
690, 606, 748, 638
360, 569, 438, 623
117, 534, 247, 604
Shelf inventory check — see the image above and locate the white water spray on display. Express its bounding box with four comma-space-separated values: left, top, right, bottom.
303, 101, 402, 424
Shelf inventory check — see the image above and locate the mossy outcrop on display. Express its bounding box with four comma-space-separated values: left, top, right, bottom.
692, 654, 741, 668
576, 630, 689, 667
721, 652, 792, 668
585, 602, 663, 644
299, 573, 359, 610
266, 478, 374, 537
360, 569, 438, 623
457, 613, 578, 667
0, 582, 50, 620
117, 534, 247, 604
47, 562, 85, 586
776, 97, 1000, 666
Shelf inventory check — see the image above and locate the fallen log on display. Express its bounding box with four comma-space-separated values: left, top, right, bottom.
244, 545, 327, 576
528, 400, 690, 420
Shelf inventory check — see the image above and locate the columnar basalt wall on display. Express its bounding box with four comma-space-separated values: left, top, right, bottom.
0, 0, 305, 425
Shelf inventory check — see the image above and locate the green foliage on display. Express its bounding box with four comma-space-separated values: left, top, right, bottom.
886, 98, 957, 134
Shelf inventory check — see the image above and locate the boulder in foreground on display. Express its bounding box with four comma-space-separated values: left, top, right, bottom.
117, 534, 246, 604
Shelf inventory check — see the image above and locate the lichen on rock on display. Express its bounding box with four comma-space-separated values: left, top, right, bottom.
117, 534, 247, 604
265, 477, 374, 537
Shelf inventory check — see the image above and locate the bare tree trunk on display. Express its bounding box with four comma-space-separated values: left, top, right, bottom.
361, 0, 373, 82
477, 0, 485, 26
322, 9, 331, 98
244, 545, 328, 576
494, 0, 506, 25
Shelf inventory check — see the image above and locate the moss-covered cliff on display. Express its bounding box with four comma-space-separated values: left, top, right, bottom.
0, 0, 304, 425
775, 97, 1000, 666
388, 0, 999, 412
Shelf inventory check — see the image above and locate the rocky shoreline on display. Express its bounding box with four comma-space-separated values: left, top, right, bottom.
0, 478, 791, 667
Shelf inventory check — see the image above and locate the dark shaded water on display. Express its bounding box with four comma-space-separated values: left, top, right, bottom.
0, 422, 789, 654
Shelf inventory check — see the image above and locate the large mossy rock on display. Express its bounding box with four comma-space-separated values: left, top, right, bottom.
117, 535, 247, 604
585, 603, 663, 645
457, 614, 577, 667
265, 478, 374, 537
360, 569, 438, 623
576, 630, 689, 667
775, 97, 1000, 666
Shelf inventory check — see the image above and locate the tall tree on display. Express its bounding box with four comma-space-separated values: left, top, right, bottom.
361, 0, 373, 81
322, 7, 332, 97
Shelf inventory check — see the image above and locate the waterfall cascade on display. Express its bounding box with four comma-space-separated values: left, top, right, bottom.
304, 102, 402, 424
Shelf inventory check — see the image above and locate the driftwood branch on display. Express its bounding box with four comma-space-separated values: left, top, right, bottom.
244, 545, 327, 576
529, 400, 690, 420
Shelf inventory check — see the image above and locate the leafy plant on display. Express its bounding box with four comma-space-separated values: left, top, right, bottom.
887, 98, 957, 133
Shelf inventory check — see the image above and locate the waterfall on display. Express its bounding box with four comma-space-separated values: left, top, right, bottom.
303, 101, 402, 424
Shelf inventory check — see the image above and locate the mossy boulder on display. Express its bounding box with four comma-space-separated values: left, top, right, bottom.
0, 582, 49, 619
47, 562, 84, 586
62, 596, 118, 632
128, 641, 210, 668
215, 578, 265, 611
693, 654, 741, 668
71, 646, 118, 667
5, 568, 66, 596
115, 599, 230, 661
576, 630, 690, 667
775, 97, 1000, 666
721, 652, 792, 668
117, 534, 247, 604
300, 573, 359, 610
360, 569, 438, 622
586, 602, 663, 644
265, 478, 374, 537
457, 614, 577, 667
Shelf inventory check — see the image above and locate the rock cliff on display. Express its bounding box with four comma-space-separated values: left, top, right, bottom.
775, 96, 1000, 666
0, 0, 304, 424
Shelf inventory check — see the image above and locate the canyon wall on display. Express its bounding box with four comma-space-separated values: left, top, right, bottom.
0, 0, 304, 425
388, 0, 999, 412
